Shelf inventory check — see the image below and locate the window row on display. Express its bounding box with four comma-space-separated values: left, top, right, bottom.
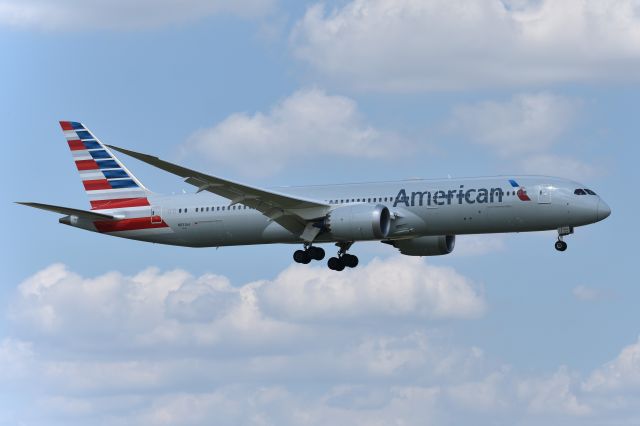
178, 205, 254, 214
328, 196, 395, 204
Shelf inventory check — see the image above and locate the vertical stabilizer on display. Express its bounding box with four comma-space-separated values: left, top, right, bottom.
59, 121, 151, 211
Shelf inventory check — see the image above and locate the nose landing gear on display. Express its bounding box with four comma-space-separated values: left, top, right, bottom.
555, 226, 573, 252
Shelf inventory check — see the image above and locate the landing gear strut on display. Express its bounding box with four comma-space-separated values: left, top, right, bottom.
328, 242, 359, 271
293, 244, 325, 264
555, 226, 573, 252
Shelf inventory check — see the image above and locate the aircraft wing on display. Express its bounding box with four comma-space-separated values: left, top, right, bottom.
16, 202, 117, 220
106, 145, 331, 238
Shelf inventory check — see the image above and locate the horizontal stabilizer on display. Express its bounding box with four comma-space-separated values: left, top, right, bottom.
16, 202, 116, 220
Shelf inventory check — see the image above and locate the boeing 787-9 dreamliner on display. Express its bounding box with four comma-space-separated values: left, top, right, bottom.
18, 121, 611, 271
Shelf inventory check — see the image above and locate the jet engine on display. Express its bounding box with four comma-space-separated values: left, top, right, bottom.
390, 235, 455, 256
325, 204, 391, 240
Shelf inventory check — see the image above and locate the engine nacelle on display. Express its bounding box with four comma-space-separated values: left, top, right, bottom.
326, 204, 391, 240
391, 235, 455, 256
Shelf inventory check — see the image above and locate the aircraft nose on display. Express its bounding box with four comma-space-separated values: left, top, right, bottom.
597, 200, 611, 221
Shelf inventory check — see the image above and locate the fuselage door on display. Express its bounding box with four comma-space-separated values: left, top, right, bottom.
538, 186, 551, 204
151, 207, 162, 224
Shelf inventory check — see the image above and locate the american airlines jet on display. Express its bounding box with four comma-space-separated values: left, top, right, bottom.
18, 121, 611, 271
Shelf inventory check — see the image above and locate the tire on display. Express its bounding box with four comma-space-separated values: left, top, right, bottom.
293, 249, 311, 264
309, 246, 325, 261
342, 254, 359, 268
328, 257, 345, 271
554, 240, 567, 252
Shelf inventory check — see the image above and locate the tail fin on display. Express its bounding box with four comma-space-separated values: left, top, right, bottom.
59, 121, 151, 211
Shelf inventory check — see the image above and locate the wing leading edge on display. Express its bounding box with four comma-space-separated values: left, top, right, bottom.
106, 145, 331, 239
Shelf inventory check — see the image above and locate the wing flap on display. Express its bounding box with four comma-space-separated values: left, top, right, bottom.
16, 202, 117, 220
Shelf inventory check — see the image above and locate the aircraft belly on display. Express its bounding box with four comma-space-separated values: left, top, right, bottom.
409, 202, 565, 235
193, 214, 297, 246
409, 204, 490, 235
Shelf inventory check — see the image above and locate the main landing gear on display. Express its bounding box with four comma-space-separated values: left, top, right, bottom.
292, 242, 359, 271
555, 226, 573, 252
293, 244, 325, 264
327, 242, 359, 272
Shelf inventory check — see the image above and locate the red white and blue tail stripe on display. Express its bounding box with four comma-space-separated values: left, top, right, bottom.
59, 121, 171, 235
59, 121, 151, 211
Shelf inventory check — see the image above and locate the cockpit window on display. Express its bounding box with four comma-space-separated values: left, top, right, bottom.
585, 189, 597, 195
574, 189, 586, 195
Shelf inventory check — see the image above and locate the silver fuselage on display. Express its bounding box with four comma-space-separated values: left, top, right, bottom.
65, 175, 610, 248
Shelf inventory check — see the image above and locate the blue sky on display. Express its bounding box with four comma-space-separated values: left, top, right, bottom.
2, 0, 640, 424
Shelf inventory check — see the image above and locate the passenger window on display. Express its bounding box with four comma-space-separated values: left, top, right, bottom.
574, 189, 586, 195
185, 208, 188, 213
179, 208, 182, 213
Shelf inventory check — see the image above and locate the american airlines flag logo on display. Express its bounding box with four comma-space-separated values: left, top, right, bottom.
509, 179, 531, 201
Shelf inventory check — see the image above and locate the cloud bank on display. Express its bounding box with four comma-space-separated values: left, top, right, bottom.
449, 92, 598, 180
291, 0, 640, 91
4, 261, 640, 425
186, 89, 406, 177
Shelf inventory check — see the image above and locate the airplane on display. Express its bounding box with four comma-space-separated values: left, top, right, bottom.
17, 121, 611, 271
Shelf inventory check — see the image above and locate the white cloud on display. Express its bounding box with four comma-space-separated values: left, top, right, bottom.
2, 259, 491, 424
0, 338, 34, 380
7, 262, 640, 425
9, 263, 300, 351
448, 92, 599, 181
583, 337, 640, 393
450, 93, 579, 157
452, 235, 506, 256
446, 370, 511, 412
258, 256, 486, 321
0, 0, 274, 31
572, 285, 606, 302
291, 0, 640, 91
185, 88, 406, 177
9, 257, 484, 356
518, 367, 592, 416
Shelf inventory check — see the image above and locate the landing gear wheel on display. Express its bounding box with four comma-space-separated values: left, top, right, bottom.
293, 249, 312, 264
309, 246, 325, 261
328, 257, 345, 271
342, 254, 359, 268
555, 240, 567, 252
